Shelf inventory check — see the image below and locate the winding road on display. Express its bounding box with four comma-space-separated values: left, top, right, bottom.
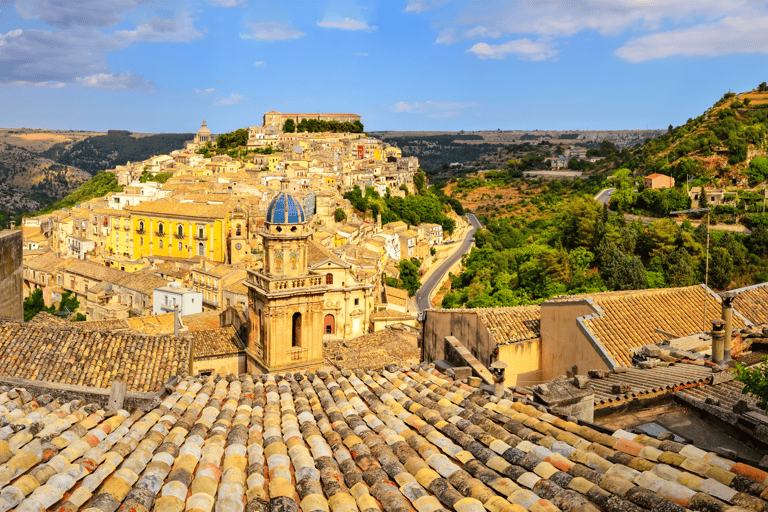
414, 213, 482, 316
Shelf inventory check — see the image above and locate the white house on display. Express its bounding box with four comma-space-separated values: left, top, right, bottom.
373, 231, 401, 262
152, 282, 203, 316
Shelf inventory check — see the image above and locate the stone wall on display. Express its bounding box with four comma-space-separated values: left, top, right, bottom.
0, 230, 22, 321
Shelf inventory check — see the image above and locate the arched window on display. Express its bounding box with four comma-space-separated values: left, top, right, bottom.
236, 224, 241, 236
324, 314, 335, 334
326, 273, 333, 284
177, 224, 183, 237
198, 243, 205, 256
140, 237, 143, 246
158, 222, 164, 234
178, 242, 183, 251
139, 220, 144, 232
292, 312, 302, 347
159, 239, 163, 249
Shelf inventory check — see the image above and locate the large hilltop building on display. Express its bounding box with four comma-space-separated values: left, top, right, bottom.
263, 110, 361, 131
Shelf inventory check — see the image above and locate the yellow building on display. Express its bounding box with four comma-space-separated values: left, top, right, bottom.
127, 202, 233, 263
268, 155, 282, 172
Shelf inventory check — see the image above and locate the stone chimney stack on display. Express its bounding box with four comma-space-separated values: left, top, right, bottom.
711, 319, 726, 364
9, 221, 15, 230
721, 292, 735, 361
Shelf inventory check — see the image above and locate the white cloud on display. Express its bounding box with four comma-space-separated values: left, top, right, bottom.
215, 93, 245, 106
424, 0, 768, 62
195, 87, 215, 94
405, 0, 449, 13
78, 71, 154, 93
240, 22, 304, 42
393, 100, 479, 118
115, 12, 204, 43
253, 61, 265, 67
615, 15, 768, 62
208, 0, 247, 7
467, 39, 559, 61
317, 17, 377, 31
13, 0, 143, 28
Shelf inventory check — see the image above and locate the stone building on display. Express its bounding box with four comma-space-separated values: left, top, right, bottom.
263, 111, 361, 131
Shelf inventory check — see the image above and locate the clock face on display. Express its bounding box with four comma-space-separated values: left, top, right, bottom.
235, 243, 242, 250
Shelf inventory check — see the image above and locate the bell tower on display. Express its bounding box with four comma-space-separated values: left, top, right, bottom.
244, 191, 326, 373
229, 201, 249, 265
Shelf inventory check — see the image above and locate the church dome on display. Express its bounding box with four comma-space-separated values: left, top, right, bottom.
266, 192, 305, 224
197, 119, 211, 135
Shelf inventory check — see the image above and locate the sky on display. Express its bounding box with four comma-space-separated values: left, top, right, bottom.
1, 0, 767, 134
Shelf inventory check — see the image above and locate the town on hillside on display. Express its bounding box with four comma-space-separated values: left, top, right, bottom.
1, 110, 768, 509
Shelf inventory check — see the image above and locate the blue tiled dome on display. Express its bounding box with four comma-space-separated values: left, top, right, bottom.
266, 192, 306, 224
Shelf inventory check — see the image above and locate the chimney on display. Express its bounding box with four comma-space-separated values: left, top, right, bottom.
711, 319, 725, 364
174, 305, 180, 336
489, 361, 507, 398
721, 292, 735, 361
10, 221, 15, 230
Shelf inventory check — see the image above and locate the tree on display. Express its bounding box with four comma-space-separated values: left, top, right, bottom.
283, 119, 296, 133
601, 247, 648, 291
746, 156, 768, 185
746, 225, 768, 257
334, 208, 347, 223
664, 248, 697, 287
414, 171, 426, 193
58, 291, 86, 321
708, 247, 734, 289
23, 289, 53, 322
398, 259, 421, 296
734, 356, 768, 412
759, 82, 768, 92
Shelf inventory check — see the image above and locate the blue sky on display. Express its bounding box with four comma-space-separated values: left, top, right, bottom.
1, 0, 767, 133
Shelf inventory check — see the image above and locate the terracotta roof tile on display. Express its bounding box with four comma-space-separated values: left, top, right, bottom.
0, 366, 766, 512
477, 306, 541, 345
0, 319, 188, 392
731, 282, 768, 325
191, 326, 244, 358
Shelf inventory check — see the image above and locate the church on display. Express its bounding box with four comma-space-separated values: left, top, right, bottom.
244, 190, 374, 373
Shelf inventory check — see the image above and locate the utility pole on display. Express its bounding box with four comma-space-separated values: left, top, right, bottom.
671, 207, 712, 331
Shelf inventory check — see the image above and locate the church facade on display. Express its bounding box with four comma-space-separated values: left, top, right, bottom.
245, 190, 374, 373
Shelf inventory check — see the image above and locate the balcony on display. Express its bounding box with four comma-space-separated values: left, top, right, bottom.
174, 233, 185, 240
245, 271, 324, 292
123, 225, 130, 231
155, 231, 166, 237
194, 234, 208, 241
136, 229, 146, 235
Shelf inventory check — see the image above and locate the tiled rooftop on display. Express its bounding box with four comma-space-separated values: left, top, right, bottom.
0, 319, 188, 392
477, 306, 541, 345
0, 366, 767, 512
566, 286, 747, 367
191, 326, 244, 358
730, 283, 768, 325
324, 329, 420, 371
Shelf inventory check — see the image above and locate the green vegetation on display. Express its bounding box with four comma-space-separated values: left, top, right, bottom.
295, 118, 364, 133
283, 119, 296, 133
139, 170, 172, 184
334, 208, 347, 222
344, 183, 457, 235
734, 356, 768, 412
384, 259, 422, 296
442, 179, 768, 308
216, 128, 249, 149
36, 170, 123, 214
23, 289, 85, 322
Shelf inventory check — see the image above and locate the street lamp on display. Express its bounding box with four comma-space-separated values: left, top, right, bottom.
670, 207, 711, 331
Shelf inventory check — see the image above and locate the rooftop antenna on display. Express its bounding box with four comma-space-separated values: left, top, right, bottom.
671, 206, 712, 331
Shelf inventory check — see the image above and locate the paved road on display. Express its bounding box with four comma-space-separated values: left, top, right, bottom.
414, 213, 482, 316
594, 187, 616, 205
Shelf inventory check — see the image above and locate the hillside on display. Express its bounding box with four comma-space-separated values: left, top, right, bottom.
42, 130, 194, 175
643, 83, 768, 185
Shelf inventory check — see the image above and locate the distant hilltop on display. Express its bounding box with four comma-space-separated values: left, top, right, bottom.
263, 111, 361, 130
370, 129, 664, 150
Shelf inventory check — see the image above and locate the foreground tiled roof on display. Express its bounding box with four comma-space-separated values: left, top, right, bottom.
730, 283, 768, 325
566, 286, 747, 367
1, 366, 768, 512
0, 319, 188, 392
477, 306, 541, 345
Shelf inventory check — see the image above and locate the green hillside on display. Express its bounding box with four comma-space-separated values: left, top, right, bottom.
643, 82, 768, 185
